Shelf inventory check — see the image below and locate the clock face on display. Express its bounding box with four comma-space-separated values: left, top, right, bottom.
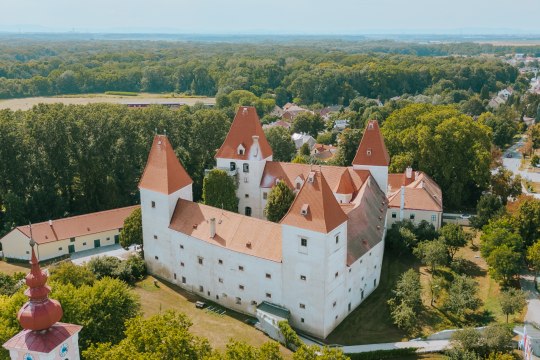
59, 343, 69, 357
24, 354, 33, 360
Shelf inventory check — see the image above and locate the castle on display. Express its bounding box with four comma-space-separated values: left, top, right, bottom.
139, 106, 442, 338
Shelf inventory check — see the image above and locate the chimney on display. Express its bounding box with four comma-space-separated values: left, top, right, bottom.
405, 167, 413, 179
48, 220, 53, 227
399, 186, 405, 221
209, 218, 216, 239
252, 135, 259, 145
243, 107, 248, 115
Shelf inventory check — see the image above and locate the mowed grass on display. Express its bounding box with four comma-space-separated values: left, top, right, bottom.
134, 276, 292, 357
0, 260, 29, 275
327, 230, 518, 346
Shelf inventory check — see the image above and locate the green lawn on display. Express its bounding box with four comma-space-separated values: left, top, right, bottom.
0, 260, 29, 275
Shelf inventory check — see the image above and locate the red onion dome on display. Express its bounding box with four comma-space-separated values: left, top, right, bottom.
17, 240, 63, 331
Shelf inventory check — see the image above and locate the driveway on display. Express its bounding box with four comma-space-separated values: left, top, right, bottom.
521, 274, 540, 326
70, 244, 138, 265
502, 135, 540, 199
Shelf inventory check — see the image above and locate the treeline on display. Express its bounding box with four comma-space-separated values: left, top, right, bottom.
0, 104, 231, 236
0, 41, 519, 104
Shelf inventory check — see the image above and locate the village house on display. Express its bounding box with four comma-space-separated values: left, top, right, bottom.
291, 132, 317, 149
0, 206, 138, 261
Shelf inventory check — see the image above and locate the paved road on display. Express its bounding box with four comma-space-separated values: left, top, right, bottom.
521, 274, 540, 326
502, 135, 540, 199
70, 244, 138, 265
340, 339, 450, 354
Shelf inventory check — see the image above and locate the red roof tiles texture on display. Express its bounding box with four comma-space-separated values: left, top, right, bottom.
3, 323, 82, 353
387, 170, 442, 212
216, 106, 273, 160
280, 171, 348, 234
139, 135, 193, 194
15, 206, 139, 245
352, 120, 390, 166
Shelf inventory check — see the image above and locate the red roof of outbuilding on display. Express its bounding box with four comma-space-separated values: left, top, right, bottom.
352, 120, 390, 166
139, 135, 193, 194
216, 106, 273, 160
280, 171, 348, 233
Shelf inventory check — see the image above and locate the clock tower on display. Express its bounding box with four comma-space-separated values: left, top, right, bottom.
2, 237, 82, 360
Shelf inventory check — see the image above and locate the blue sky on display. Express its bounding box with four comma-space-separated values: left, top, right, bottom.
2, 0, 540, 34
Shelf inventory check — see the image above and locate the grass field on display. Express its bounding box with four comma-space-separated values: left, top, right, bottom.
0, 260, 29, 275
134, 276, 293, 357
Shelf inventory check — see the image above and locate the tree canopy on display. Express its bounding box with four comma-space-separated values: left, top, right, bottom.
202, 169, 238, 213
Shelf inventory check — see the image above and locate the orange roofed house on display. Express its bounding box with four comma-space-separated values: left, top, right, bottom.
0, 206, 138, 261
139, 106, 443, 339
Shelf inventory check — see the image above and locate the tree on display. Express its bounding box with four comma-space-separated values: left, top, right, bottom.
264, 127, 296, 162
49, 261, 96, 287
470, 194, 504, 229
332, 128, 362, 166
293, 345, 348, 360
0, 272, 25, 296
264, 181, 295, 223
499, 288, 527, 323
444, 275, 481, 318
278, 320, 301, 350
480, 218, 524, 259
299, 142, 311, 156
388, 269, 422, 334
291, 112, 325, 138
120, 207, 142, 248
451, 325, 513, 359
527, 240, 540, 275
87, 256, 123, 279
439, 224, 468, 261
202, 169, 238, 212
486, 245, 522, 285
490, 167, 522, 204
511, 197, 540, 247
414, 239, 448, 274
532, 154, 540, 167
83, 310, 212, 360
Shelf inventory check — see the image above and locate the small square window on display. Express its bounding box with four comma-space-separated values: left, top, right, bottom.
300, 275, 307, 281
263, 192, 268, 200
266, 293, 272, 298
335, 315, 338, 320
301, 238, 307, 247
299, 303, 306, 309
70, 237, 75, 242
239, 265, 244, 271
83, 242, 86, 246
26, 251, 29, 254
391, 212, 397, 219
153, 235, 158, 239
180, 262, 184, 267
245, 194, 249, 198
236, 297, 242, 304
155, 256, 159, 260
199, 286, 204, 292
266, 273, 271, 279
107, 237, 110, 241
410, 214, 415, 220
335, 272, 339, 278
151, 201, 156, 208
218, 259, 223, 264
301, 318, 305, 323
219, 278, 223, 283
182, 276, 186, 284
333, 301, 337, 308
58, 247, 62, 251
198, 257, 203, 265
239, 285, 245, 290
251, 300, 257, 305
180, 244, 184, 249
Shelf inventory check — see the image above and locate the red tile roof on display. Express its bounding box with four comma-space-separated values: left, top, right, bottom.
216, 106, 273, 160
335, 168, 356, 194
3, 323, 82, 354
387, 170, 442, 212
12, 206, 139, 245
169, 200, 282, 262
352, 120, 390, 166
139, 135, 193, 194
281, 171, 348, 233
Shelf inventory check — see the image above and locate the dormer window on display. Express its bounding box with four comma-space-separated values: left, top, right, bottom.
237, 144, 245, 155
368, 122, 374, 130
300, 204, 309, 216
307, 172, 315, 183
366, 148, 372, 156
295, 175, 304, 190
296, 182, 301, 190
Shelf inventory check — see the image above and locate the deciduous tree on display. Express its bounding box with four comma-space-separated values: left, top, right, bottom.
202, 169, 238, 213
120, 207, 142, 248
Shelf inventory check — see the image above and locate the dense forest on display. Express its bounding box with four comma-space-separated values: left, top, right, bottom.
0, 40, 521, 103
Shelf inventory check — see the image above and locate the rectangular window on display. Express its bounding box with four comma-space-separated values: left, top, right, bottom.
198, 257, 203, 265
83, 242, 86, 246
238, 265, 244, 271
348, 302, 352, 312
199, 286, 204, 292
70, 237, 75, 243
239, 285, 244, 290
245, 194, 249, 198
236, 297, 242, 305
335, 272, 339, 278
335, 235, 339, 244
174, 273, 177, 280
300, 275, 307, 281
301, 318, 305, 323
333, 301, 337, 308
180, 262, 184, 267
263, 192, 268, 200
266, 293, 272, 298
153, 235, 158, 239
299, 303, 306, 309
431, 214, 436, 222
251, 300, 257, 305
219, 278, 223, 283
151, 201, 156, 208
265, 273, 271, 279
410, 214, 415, 220
58, 247, 63, 251
155, 256, 159, 260
243, 163, 249, 173
301, 238, 307, 247
218, 259, 223, 265
180, 244, 184, 249
182, 277, 186, 284
391, 212, 397, 219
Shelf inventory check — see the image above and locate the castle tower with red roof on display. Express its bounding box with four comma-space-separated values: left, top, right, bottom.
3, 238, 82, 360
352, 120, 390, 194
139, 134, 193, 278
215, 106, 273, 218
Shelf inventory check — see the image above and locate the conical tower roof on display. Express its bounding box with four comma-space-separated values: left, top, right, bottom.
17, 237, 63, 331
281, 170, 348, 233
352, 120, 390, 166
139, 135, 193, 194
216, 106, 273, 160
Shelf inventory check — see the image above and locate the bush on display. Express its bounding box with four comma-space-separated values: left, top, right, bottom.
86, 255, 146, 284
104, 91, 138, 96
278, 320, 301, 350
347, 348, 417, 360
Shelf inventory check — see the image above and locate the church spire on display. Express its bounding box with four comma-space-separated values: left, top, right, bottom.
17, 228, 63, 332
